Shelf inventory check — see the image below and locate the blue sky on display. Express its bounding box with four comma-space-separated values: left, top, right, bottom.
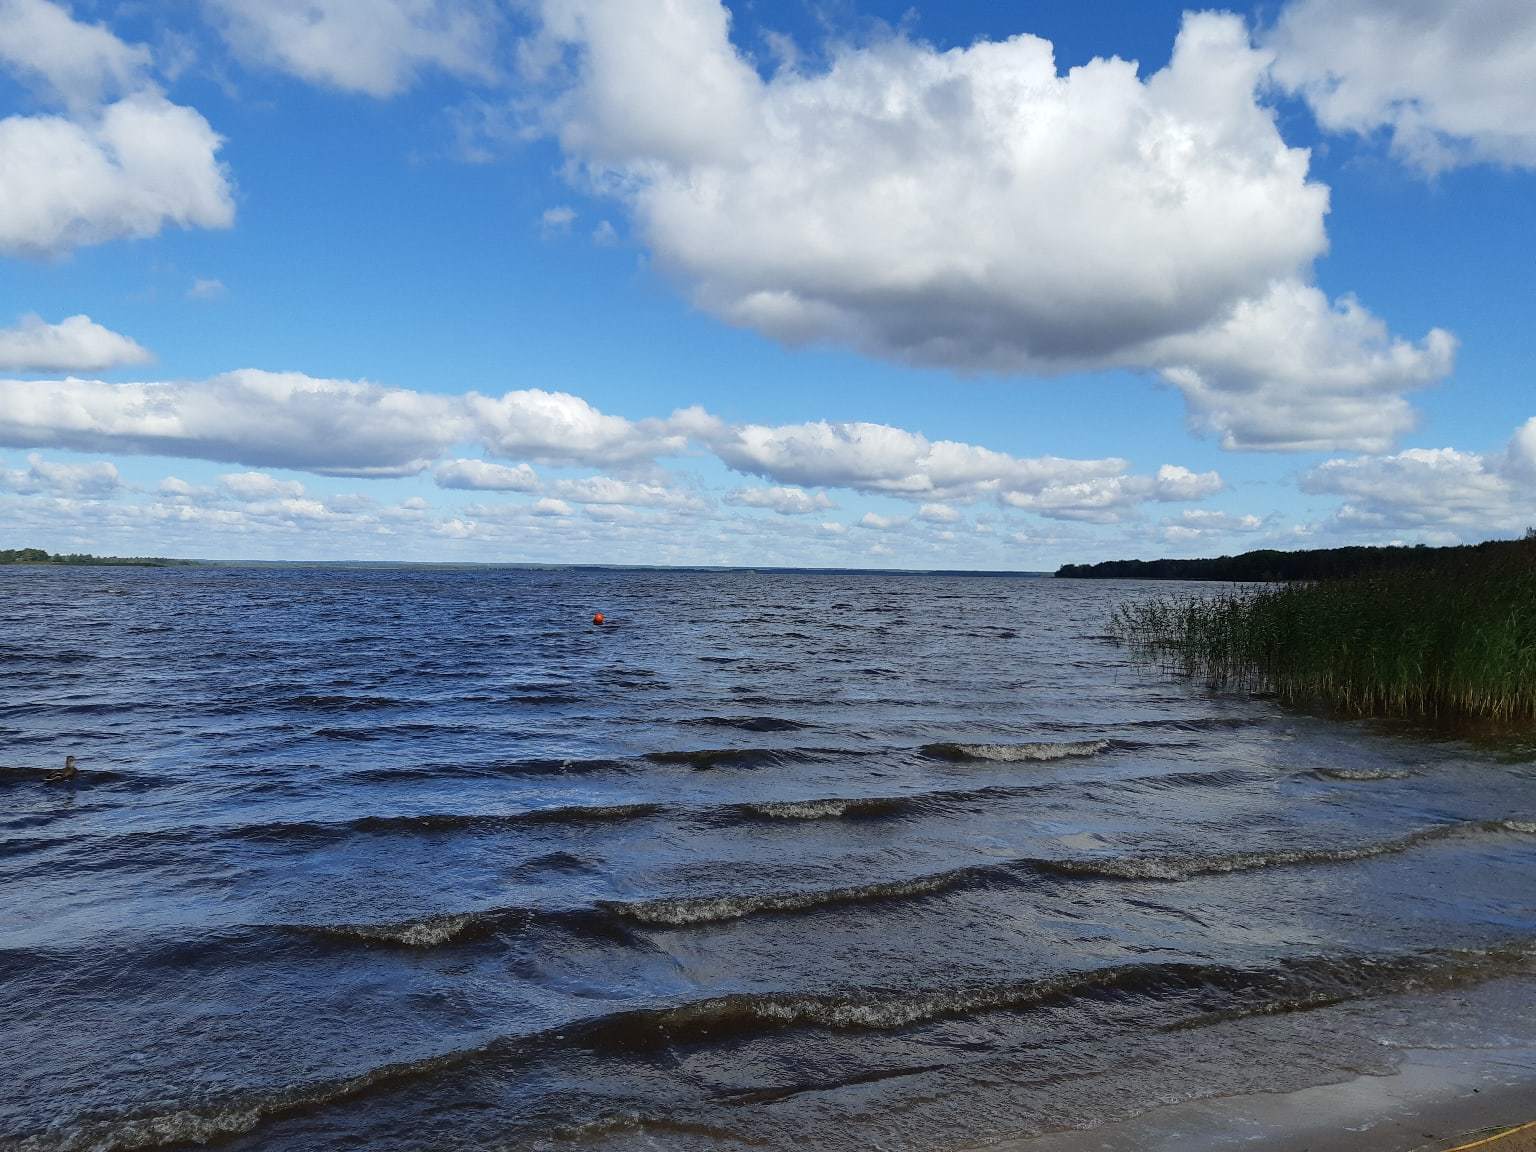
0, 0, 1532, 568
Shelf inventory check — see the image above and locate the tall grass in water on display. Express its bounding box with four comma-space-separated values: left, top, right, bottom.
1110, 539, 1536, 723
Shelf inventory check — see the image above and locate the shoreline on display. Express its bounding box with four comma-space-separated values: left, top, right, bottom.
968, 1045, 1536, 1152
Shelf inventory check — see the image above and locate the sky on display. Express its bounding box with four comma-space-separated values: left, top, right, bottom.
0, 0, 1533, 570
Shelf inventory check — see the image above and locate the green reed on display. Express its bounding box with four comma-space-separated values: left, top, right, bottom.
1110, 539, 1536, 723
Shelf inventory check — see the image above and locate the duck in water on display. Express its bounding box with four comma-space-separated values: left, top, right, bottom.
44, 755, 77, 783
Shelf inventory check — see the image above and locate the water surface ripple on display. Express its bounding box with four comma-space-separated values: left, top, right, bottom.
3, 566, 1535, 1151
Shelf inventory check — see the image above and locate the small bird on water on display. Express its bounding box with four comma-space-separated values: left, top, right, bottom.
44, 755, 77, 783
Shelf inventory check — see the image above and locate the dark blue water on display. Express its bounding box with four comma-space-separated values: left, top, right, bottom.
3, 566, 1535, 1152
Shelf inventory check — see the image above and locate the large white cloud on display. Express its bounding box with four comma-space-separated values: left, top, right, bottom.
206, 0, 501, 96
0, 370, 463, 475
0, 2, 233, 258
517, 1, 1455, 453
1269, 0, 1536, 172
530, 4, 1324, 369
1148, 281, 1456, 452
0, 314, 152, 373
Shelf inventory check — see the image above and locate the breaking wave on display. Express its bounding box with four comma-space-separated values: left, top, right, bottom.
920, 739, 1111, 763
15, 942, 1534, 1150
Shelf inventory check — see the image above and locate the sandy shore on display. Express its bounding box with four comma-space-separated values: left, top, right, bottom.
967, 1046, 1536, 1152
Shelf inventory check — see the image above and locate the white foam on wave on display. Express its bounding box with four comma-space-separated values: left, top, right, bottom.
923, 739, 1110, 763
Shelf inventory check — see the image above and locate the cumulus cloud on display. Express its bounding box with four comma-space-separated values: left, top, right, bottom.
705, 416, 1212, 522
0, 451, 120, 496
0, 314, 152, 373
466, 388, 691, 466
205, 0, 501, 96
725, 484, 834, 515
0, 2, 234, 258
1147, 281, 1456, 453
1159, 508, 1265, 543
1301, 420, 1536, 539
917, 503, 960, 523
550, 475, 704, 509
1269, 0, 1536, 172
0, 370, 462, 475
517, 1, 1455, 454
187, 277, 226, 301
528, 5, 1323, 368
0, 0, 149, 111
1000, 465, 1224, 524
220, 470, 306, 501
435, 458, 540, 491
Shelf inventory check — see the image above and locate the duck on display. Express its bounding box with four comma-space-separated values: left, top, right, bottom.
44, 755, 78, 783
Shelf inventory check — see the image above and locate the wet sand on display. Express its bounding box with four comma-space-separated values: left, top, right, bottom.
969, 1046, 1536, 1152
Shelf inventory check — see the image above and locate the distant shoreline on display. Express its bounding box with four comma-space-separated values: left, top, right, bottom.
1055, 535, 1532, 581
0, 548, 1050, 577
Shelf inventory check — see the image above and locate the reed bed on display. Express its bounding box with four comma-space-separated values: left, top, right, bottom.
1110, 540, 1536, 723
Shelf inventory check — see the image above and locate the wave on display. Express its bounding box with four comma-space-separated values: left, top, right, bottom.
562, 941, 1536, 1052
279, 819, 1536, 948
733, 796, 916, 821
349, 756, 632, 782
643, 746, 853, 770
8, 1045, 485, 1152
680, 715, 813, 732
920, 739, 1111, 763
280, 693, 403, 711
0, 765, 128, 786
604, 871, 976, 927
1035, 819, 1536, 882
17, 942, 1533, 1151
1311, 766, 1416, 781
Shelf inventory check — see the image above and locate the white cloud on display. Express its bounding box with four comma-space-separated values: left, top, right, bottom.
541, 204, 576, 233
1146, 282, 1455, 453
1000, 465, 1223, 524
0, 370, 1227, 527
1510, 417, 1536, 477
0, 2, 234, 259
531, 497, 573, 516
551, 474, 704, 509
917, 503, 960, 523
529, 6, 1323, 371
1269, 0, 1536, 172
520, 2, 1454, 454
1300, 421, 1536, 539
725, 484, 834, 515
0, 452, 119, 496
0, 314, 152, 373
187, 277, 226, 301
859, 511, 906, 531
434, 458, 540, 491
706, 416, 1213, 522
0, 370, 462, 475
466, 388, 691, 467
0, 0, 149, 111
220, 471, 305, 501
205, 0, 501, 97
1159, 508, 1265, 543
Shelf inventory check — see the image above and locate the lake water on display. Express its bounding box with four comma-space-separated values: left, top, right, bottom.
3, 566, 1536, 1151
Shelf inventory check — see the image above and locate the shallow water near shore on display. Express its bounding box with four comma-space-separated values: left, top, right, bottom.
3, 566, 1535, 1151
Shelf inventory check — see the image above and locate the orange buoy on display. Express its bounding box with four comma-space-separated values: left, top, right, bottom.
592, 612, 605, 626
